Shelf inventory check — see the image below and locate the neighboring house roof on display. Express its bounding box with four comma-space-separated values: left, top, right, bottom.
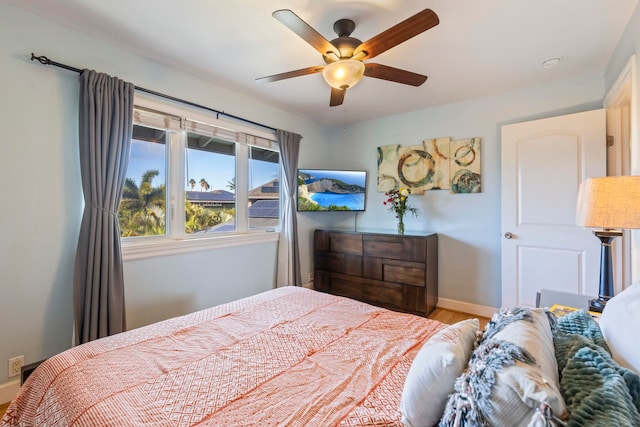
249, 179, 279, 199
249, 200, 279, 218
186, 179, 279, 203
186, 190, 235, 203
190, 198, 279, 234
187, 185, 278, 235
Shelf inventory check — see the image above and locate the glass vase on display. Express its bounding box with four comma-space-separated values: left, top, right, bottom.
397, 216, 405, 235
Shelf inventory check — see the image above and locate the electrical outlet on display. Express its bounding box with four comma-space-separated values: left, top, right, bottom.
8, 355, 24, 378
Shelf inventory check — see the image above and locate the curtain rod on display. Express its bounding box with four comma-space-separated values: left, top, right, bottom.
30, 53, 278, 133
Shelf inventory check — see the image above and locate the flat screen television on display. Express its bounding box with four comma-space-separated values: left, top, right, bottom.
297, 169, 367, 212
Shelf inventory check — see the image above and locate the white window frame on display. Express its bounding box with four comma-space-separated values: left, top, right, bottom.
122, 94, 280, 261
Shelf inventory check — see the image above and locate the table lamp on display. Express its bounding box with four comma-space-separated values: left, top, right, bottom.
575, 176, 640, 312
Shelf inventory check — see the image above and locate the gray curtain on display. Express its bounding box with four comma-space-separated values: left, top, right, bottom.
73, 70, 134, 344
276, 129, 302, 287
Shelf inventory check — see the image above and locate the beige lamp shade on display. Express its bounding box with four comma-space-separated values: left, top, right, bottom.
576, 176, 640, 229
322, 59, 365, 90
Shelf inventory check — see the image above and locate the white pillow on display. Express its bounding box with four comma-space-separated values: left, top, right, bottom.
485, 308, 566, 426
400, 318, 479, 427
599, 282, 640, 374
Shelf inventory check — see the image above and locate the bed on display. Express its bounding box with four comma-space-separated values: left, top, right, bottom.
0, 286, 444, 426
3, 285, 639, 426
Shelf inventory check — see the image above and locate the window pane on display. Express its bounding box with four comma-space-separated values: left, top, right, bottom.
185, 133, 236, 234
119, 125, 167, 237
248, 146, 280, 229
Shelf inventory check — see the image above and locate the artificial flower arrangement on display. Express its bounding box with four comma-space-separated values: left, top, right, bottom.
383, 187, 420, 233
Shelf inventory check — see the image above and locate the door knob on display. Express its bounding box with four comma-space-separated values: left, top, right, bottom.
504, 232, 513, 239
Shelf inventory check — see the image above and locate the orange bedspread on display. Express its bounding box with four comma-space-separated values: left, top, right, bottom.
2, 287, 443, 426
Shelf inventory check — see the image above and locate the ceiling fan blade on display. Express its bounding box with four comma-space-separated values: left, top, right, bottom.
256, 66, 324, 83
364, 63, 427, 86
353, 9, 439, 60
330, 87, 346, 107
273, 9, 340, 58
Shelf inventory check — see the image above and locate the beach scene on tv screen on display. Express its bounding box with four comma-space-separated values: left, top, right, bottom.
297, 170, 366, 211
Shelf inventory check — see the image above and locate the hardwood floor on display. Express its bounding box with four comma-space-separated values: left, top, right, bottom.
0, 401, 8, 419
429, 307, 490, 329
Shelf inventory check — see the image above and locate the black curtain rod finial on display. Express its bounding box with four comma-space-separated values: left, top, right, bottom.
31, 53, 50, 65
31, 53, 83, 73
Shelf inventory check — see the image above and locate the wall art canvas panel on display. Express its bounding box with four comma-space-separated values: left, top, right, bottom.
450, 137, 481, 193
421, 137, 452, 190
377, 137, 451, 193
377, 144, 401, 193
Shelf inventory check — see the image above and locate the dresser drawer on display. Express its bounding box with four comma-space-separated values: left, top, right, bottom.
315, 271, 363, 300
363, 281, 403, 309
363, 235, 404, 259
363, 235, 427, 262
383, 260, 426, 287
363, 257, 425, 287
330, 233, 363, 255
315, 252, 362, 276
315, 230, 363, 255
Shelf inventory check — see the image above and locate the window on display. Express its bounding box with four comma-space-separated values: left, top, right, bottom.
119, 125, 168, 237
248, 146, 280, 230
119, 96, 280, 257
185, 134, 236, 234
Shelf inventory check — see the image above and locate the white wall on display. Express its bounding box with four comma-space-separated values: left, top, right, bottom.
124, 242, 279, 328
0, 2, 330, 388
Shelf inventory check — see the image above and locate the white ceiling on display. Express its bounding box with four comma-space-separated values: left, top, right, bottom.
6, 0, 638, 127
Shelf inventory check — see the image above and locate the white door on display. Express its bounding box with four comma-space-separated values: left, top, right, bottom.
501, 109, 606, 307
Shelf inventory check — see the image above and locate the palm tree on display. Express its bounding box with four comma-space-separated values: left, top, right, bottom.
199, 178, 209, 192
185, 200, 231, 234
119, 169, 166, 236
189, 178, 196, 190
227, 178, 235, 191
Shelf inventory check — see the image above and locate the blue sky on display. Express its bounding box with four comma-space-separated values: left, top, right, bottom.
126, 140, 279, 191
299, 169, 367, 187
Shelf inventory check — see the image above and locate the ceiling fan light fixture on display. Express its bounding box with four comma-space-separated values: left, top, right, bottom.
322, 59, 365, 90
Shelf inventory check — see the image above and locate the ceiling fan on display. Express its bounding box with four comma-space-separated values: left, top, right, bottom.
256, 8, 439, 107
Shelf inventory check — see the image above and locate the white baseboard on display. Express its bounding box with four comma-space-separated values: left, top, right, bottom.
0, 379, 19, 405
437, 297, 497, 319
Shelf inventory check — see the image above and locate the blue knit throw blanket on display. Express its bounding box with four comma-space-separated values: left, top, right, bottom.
554, 310, 640, 426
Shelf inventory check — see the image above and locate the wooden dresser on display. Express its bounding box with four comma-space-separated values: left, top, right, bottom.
313, 229, 438, 317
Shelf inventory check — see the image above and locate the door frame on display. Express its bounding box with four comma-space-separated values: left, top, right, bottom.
604, 54, 638, 291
